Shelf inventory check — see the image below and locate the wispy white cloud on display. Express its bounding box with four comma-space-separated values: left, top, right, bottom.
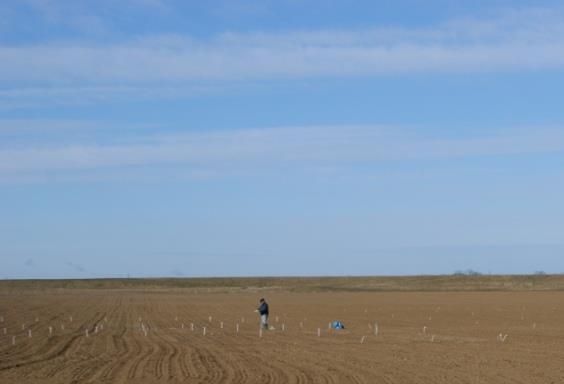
1, 6, 564, 105
0, 84, 223, 109
1, 124, 563, 182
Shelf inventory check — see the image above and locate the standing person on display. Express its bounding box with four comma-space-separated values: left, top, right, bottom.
256, 298, 269, 330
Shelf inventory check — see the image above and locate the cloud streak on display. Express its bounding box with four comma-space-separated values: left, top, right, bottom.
1, 6, 564, 104
1, 124, 564, 181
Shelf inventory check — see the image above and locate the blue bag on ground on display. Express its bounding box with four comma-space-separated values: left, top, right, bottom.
331, 321, 345, 329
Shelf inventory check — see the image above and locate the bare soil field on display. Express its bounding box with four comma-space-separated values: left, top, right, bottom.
1, 277, 564, 383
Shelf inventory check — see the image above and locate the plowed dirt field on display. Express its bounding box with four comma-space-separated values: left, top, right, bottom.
1, 286, 564, 383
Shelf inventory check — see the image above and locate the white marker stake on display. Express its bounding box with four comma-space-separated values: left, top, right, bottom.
259, 328, 263, 338
317, 328, 321, 337
70, 316, 73, 322
423, 326, 428, 335
220, 322, 223, 329
49, 326, 53, 336
328, 322, 331, 330
374, 323, 379, 336
181, 323, 185, 329
431, 335, 436, 343
360, 336, 366, 344
85, 329, 89, 338
236, 323, 239, 334
12, 336, 16, 345
203, 327, 206, 336
282, 324, 285, 332
95, 325, 98, 334
61, 324, 65, 331
209, 316, 212, 323
28, 329, 32, 338
190, 323, 194, 331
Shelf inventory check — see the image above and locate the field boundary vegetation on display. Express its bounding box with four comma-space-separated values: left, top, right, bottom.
1, 275, 564, 292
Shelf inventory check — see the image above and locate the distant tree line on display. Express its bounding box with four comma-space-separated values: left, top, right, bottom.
453, 269, 483, 276
453, 270, 548, 276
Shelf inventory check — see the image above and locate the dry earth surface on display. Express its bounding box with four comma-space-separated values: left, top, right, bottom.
1, 276, 564, 383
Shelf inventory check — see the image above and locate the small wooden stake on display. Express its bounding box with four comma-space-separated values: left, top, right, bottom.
203, 327, 206, 336
317, 328, 321, 337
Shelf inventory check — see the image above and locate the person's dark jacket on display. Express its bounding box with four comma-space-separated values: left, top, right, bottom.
258, 301, 269, 316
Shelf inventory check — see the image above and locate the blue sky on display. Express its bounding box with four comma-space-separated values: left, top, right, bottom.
1, 0, 564, 278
